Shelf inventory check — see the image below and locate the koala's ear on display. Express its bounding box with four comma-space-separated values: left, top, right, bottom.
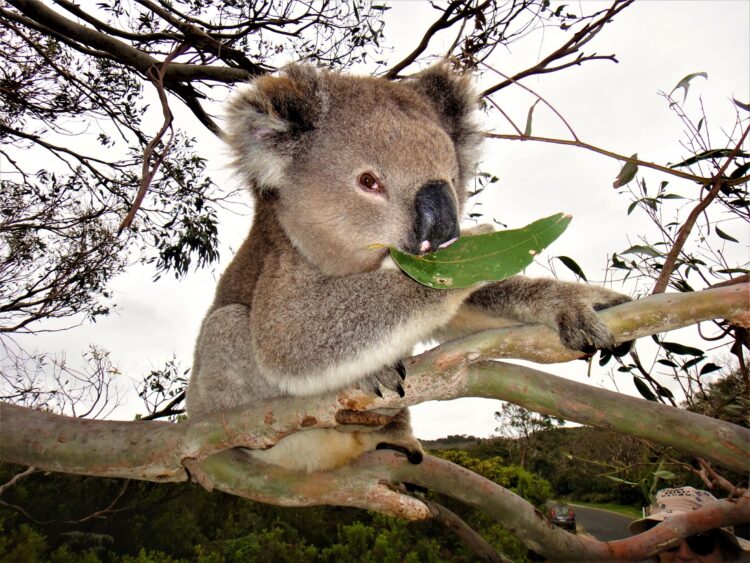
224, 65, 326, 192
408, 63, 483, 182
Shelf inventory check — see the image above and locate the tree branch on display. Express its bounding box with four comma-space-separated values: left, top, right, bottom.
425, 500, 512, 562
1, 284, 748, 478
480, 0, 635, 97
199, 450, 750, 560
484, 133, 749, 187
5, 0, 258, 83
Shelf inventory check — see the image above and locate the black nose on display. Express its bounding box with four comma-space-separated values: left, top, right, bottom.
412, 181, 460, 254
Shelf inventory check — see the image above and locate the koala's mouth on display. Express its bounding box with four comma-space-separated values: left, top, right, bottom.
419, 236, 458, 253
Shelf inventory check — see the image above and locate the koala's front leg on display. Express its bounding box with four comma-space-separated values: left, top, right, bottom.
467, 276, 631, 352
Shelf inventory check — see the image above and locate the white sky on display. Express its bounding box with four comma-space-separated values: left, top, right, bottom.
11, 0, 750, 439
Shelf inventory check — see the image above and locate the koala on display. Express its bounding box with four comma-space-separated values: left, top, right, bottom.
186, 63, 631, 473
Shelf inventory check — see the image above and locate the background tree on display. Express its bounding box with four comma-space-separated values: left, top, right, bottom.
1, 1, 748, 560
494, 403, 562, 468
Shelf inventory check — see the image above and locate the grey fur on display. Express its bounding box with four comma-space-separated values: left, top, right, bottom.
187, 64, 630, 472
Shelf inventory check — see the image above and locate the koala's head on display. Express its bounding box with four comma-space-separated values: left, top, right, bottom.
225, 63, 483, 275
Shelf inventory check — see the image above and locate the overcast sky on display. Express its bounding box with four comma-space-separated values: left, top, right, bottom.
13, 0, 750, 439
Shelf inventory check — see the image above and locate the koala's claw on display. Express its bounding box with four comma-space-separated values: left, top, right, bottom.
556, 293, 633, 354
359, 363, 408, 397
394, 360, 406, 380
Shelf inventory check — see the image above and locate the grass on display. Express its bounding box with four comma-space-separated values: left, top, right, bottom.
564, 500, 643, 520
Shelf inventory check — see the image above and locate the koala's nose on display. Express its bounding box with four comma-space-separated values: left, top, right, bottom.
412, 181, 460, 254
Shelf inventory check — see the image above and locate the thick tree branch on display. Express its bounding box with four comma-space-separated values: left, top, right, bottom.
1, 284, 748, 479
5, 0, 259, 84
198, 450, 750, 561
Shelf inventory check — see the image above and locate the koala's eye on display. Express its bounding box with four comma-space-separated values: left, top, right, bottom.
357, 172, 384, 195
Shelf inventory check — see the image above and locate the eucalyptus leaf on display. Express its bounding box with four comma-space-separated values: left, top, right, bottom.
524, 100, 540, 136
633, 376, 657, 402
669, 72, 707, 103
716, 226, 739, 243
555, 255, 587, 281
388, 213, 571, 289
613, 154, 638, 188
661, 341, 704, 357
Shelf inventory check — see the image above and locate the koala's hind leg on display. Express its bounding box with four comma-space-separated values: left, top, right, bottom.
250, 408, 423, 472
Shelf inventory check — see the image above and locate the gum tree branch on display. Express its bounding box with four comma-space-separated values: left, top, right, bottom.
384, 0, 473, 79
198, 450, 750, 561
480, 0, 634, 97
485, 133, 750, 187
1, 284, 748, 479
5, 0, 259, 84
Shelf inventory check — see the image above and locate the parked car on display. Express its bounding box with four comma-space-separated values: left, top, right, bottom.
549, 503, 576, 532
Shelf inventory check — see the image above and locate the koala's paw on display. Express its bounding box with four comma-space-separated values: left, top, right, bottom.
376, 442, 423, 464
555, 290, 632, 354
358, 361, 406, 398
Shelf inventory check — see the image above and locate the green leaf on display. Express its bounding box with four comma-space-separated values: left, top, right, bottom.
653, 470, 677, 480
656, 384, 674, 399
604, 475, 638, 485
700, 362, 721, 376
669, 72, 707, 103
669, 148, 750, 169
388, 213, 571, 289
633, 377, 657, 402
733, 98, 750, 112
623, 245, 663, 258
524, 100, 540, 136
555, 255, 587, 281
613, 154, 638, 188
716, 226, 739, 243
661, 341, 704, 357
730, 162, 750, 180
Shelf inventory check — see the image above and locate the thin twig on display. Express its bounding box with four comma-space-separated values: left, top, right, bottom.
118, 43, 188, 234
485, 132, 750, 186
0, 466, 37, 496
482, 61, 579, 140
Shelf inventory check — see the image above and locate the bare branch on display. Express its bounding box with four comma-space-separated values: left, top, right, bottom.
384, 0, 469, 79
480, 0, 635, 97
118, 43, 186, 233
0, 465, 37, 496
426, 500, 512, 562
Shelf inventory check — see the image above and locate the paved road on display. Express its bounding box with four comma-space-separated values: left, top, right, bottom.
572, 504, 635, 542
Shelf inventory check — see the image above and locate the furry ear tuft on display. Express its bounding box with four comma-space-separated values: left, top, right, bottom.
224, 64, 327, 192
407, 63, 483, 190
